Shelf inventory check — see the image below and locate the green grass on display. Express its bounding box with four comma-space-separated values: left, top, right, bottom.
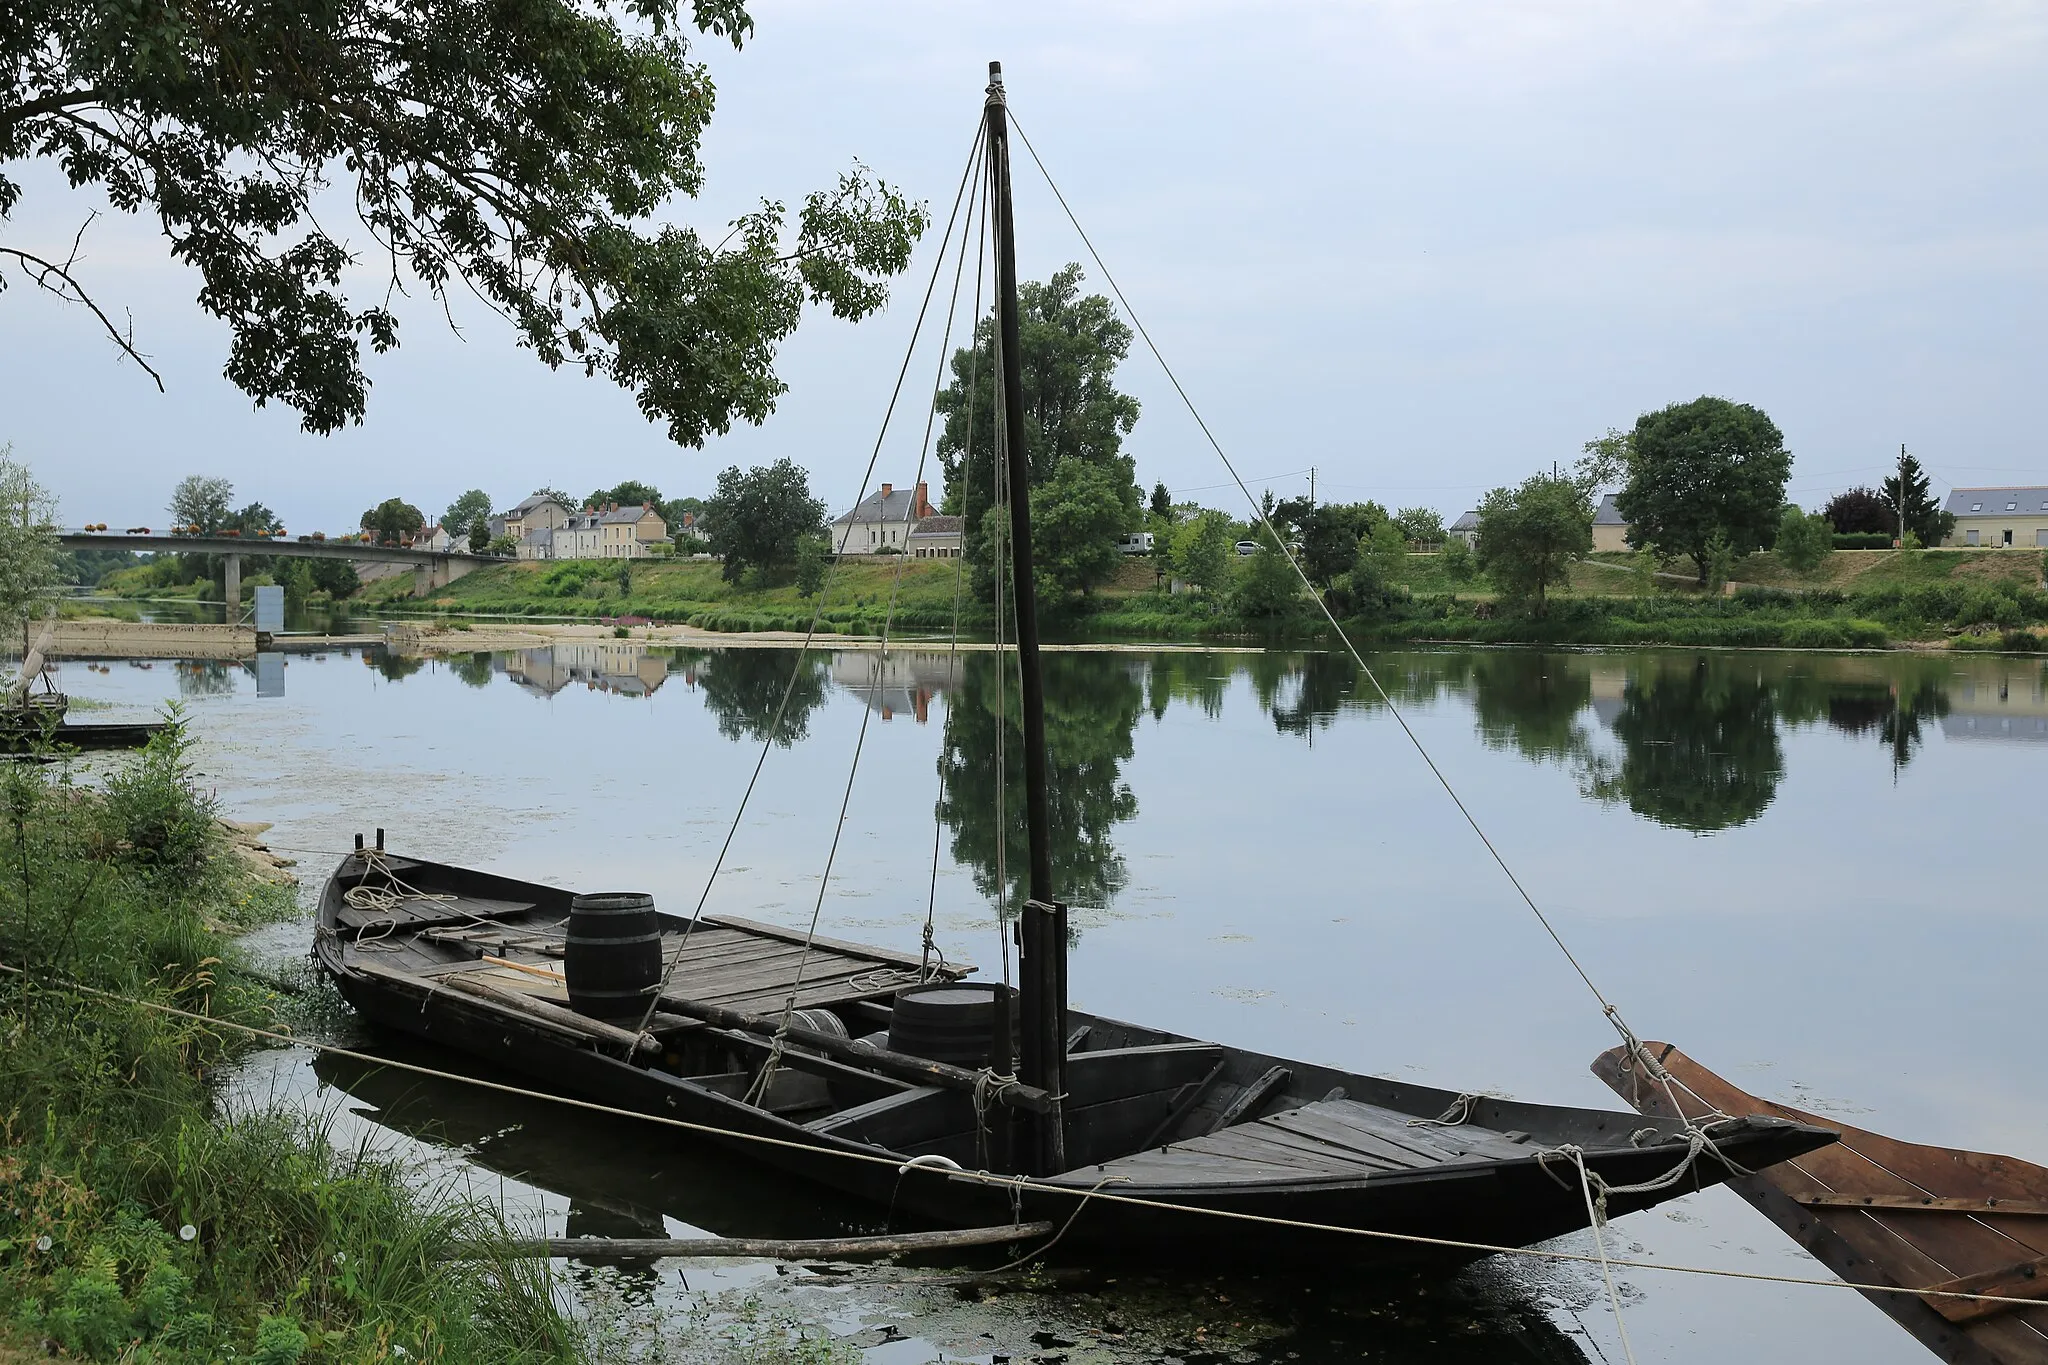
0, 720, 580, 1363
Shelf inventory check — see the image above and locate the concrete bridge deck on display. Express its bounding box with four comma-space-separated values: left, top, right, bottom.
60, 530, 497, 598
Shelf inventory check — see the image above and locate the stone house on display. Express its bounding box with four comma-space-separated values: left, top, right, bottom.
552, 512, 603, 560
502, 493, 569, 541
1942, 486, 2048, 549
1591, 494, 1633, 552
827, 481, 937, 555
599, 502, 667, 557
516, 526, 554, 560
909, 515, 964, 558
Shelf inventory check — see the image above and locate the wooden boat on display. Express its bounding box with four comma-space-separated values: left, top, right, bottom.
315, 61, 1835, 1269
1594, 1042, 2048, 1362
0, 718, 166, 755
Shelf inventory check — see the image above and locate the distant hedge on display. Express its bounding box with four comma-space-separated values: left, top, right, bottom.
1833, 532, 1895, 549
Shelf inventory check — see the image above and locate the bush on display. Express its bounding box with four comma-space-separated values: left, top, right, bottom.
1833, 532, 1894, 550
1776, 507, 1834, 572
96, 708, 217, 875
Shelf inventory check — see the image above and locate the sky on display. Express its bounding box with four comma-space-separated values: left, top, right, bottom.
3, 0, 2045, 533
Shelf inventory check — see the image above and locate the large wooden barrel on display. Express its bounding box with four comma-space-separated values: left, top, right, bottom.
887, 983, 1015, 1068
564, 892, 662, 1019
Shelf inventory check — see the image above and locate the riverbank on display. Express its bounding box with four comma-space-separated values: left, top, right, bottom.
0, 722, 578, 1362
348, 548, 2048, 652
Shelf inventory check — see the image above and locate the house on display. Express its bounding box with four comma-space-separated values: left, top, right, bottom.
909, 515, 964, 559
502, 493, 569, 541
1591, 494, 1632, 552
516, 526, 554, 560
598, 502, 667, 557
1448, 511, 1479, 547
827, 481, 936, 554
412, 523, 452, 552
552, 511, 603, 560
1942, 486, 2048, 549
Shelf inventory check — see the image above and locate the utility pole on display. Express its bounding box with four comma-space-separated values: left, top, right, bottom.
1308, 466, 1316, 508
1897, 443, 1909, 548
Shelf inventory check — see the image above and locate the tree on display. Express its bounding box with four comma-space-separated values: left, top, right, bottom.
1474, 474, 1592, 612
1614, 397, 1792, 584
486, 534, 518, 557
794, 533, 829, 598
532, 487, 575, 512
1149, 482, 1172, 520
586, 480, 663, 511
935, 264, 1142, 596
1882, 454, 1952, 547
1230, 530, 1303, 622
1029, 459, 1134, 603
1392, 507, 1446, 545
1359, 517, 1410, 590
360, 498, 425, 546
664, 495, 707, 537
228, 502, 282, 535
1275, 499, 1384, 589
443, 490, 493, 540
1438, 533, 1476, 583
1823, 487, 1892, 536
703, 458, 825, 583
168, 476, 233, 533
467, 519, 490, 554
0, 449, 61, 641
1168, 510, 1234, 597
2, 3, 927, 443
308, 558, 359, 597
1775, 506, 1834, 572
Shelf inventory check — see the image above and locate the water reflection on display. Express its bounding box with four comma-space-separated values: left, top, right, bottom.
937, 651, 1143, 910
678, 648, 830, 746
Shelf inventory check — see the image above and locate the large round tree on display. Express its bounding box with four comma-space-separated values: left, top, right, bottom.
1614, 397, 1792, 584
1, 1, 925, 444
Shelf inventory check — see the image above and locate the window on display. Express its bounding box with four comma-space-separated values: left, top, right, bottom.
1971, 502, 1983, 512
2008, 502, 2020, 511
1966, 529, 1980, 545
2004, 530, 2014, 547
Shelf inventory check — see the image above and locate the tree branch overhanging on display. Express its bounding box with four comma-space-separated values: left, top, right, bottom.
0, 215, 166, 392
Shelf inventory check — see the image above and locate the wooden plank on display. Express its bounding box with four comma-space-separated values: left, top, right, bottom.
1065, 1044, 1225, 1108
1925, 1256, 2048, 1325
1140, 1060, 1228, 1150
1205, 1066, 1290, 1136
1802, 1195, 2048, 1217
1305, 1101, 1538, 1163
436, 973, 658, 1055
702, 914, 968, 975
1257, 1108, 1455, 1170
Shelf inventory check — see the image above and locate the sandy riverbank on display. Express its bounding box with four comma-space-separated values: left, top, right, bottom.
46, 620, 385, 658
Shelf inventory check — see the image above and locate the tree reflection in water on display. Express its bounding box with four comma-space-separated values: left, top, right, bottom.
936, 651, 1142, 912
683, 648, 831, 747
1580, 658, 1785, 833
447, 651, 495, 689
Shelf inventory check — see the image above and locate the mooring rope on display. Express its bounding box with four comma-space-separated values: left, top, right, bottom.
6, 959, 2043, 1319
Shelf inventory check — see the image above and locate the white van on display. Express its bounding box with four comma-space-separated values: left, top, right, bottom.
1117, 532, 1155, 556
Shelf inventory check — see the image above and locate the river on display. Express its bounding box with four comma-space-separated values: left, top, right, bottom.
55, 641, 2048, 1363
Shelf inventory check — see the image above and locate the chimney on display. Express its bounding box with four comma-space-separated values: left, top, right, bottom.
879, 483, 893, 500
914, 481, 932, 519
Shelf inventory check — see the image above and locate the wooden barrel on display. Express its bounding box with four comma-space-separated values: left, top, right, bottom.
887, 983, 1015, 1068
564, 892, 661, 1019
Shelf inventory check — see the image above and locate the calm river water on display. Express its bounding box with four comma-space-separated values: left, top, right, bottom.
56, 641, 2048, 1363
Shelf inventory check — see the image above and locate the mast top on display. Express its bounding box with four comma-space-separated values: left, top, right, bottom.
987, 61, 1005, 104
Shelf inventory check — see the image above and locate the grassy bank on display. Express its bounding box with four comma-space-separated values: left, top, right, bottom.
0, 722, 577, 1363
357, 546, 2048, 650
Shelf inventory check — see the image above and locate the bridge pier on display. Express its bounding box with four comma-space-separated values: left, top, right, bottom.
224, 554, 241, 617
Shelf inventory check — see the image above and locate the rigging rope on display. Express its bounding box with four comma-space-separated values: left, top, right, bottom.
632, 118, 986, 1038
9, 959, 2043, 1319
1002, 110, 1723, 1137
750, 132, 989, 1102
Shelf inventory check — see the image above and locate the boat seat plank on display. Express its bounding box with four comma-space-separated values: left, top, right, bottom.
1045, 1099, 1492, 1189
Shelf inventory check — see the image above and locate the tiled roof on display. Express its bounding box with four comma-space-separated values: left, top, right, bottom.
831, 487, 922, 524
910, 515, 963, 536
519, 527, 552, 546
1450, 511, 1479, 532
512, 493, 562, 514
600, 504, 658, 524
1594, 494, 1627, 526
1945, 486, 2048, 516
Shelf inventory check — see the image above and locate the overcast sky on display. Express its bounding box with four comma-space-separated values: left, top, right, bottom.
4, 0, 2044, 532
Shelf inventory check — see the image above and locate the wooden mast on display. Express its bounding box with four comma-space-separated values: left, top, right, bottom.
985, 60, 1066, 1174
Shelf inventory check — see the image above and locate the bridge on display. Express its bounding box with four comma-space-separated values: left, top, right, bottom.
60, 530, 500, 600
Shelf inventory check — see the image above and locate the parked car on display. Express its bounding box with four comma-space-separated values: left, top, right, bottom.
1234, 539, 1261, 556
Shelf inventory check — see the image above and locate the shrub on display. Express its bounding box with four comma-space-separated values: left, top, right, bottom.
1833, 532, 1895, 550
96, 707, 217, 875
1776, 506, 1835, 572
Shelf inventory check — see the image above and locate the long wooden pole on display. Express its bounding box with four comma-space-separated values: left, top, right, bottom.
470, 1221, 1056, 1261
985, 60, 1066, 1176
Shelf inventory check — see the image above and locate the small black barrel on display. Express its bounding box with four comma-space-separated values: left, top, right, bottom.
887, 983, 1017, 1068
564, 892, 662, 1020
